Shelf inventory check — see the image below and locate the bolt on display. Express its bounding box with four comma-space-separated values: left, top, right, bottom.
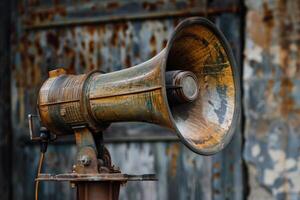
60, 108, 66, 116
78, 155, 91, 166
72, 165, 76, 173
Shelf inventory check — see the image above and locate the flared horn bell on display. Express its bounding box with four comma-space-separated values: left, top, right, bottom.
163, 18, 240, 155
38, 17, 240, 155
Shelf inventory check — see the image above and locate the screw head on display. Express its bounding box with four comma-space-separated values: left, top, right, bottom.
78, 155, 91, 166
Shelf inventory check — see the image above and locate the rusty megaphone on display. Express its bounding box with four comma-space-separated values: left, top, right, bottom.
37, 17, 240, 155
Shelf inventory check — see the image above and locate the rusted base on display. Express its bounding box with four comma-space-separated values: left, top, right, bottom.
37, 173, 157, 200
37, 173, 157, 182
76, 182, 121, 200
35, 129, 156, 200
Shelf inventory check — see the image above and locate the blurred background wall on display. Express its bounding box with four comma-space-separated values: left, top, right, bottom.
0, 0, 299, 199
243, 1, 300, 199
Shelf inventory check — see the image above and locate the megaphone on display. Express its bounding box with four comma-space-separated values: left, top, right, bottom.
37, 17, 240, 155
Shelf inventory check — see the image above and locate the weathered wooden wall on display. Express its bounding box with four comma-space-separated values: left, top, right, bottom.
3, 0, 300, 199
0, 0, 12, 199
9, 0, 244, 199
243, 0, 300, 199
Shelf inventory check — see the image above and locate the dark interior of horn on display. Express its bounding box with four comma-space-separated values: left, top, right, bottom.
164, 18, 240, 155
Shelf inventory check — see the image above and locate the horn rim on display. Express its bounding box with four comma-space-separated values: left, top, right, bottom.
162, 17, 241, 155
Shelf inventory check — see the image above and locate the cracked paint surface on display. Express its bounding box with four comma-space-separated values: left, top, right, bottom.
244, 0, 300, 199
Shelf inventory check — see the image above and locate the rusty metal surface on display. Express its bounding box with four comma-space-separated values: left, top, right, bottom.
18, 0, 241, 30
37, 173, 156, 182
73, 128, 100, 174
10, 0, 243, 199
77, 182, 121, 200
243, 0, 300, 199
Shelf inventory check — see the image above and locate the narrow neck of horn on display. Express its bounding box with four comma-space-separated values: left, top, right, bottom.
88, 49, 172, 127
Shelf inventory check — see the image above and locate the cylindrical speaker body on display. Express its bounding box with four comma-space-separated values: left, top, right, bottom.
38, 71, 90, 135
38, 50, 173, 135
88, 50, 171, 127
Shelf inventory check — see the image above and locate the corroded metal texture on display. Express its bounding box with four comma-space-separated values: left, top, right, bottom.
10, 0, 243, 199
37, 173, 156, 182
244, 0, 300, 199
76, 182, 120, 200
42, 127, 153, 200
19, 0, 241, 30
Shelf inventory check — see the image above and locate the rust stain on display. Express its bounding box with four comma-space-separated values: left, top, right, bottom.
81, 41, 86, 50
213, 172, 221, 179
248, 9, 273, 50
297, 61, 300, 76
213, 162, 220, 169
106, 2, 120, 10
34, 37, 43, 56
79, 52, 85, 68
25, 5, 67, 25
122, 23, 128, 35
46, 32, 59, 50
262, 3, 274, 27
279, 78, 295, 116
167, 143, 180, 177
87, 26, 96, 35
69, 57, 76, 74
162, 39, 168, 48
276, 0, 297, 78
28, 0, 40, 7
142, 2, 158, 11
89, 40, 95, 53
57, 6, 67, 17
125, 55, 131, 67
121, 41, 125, 47
277, 0, 289, 49
111, 30, 118, 46
189, 0, 196, 7
89, 57, 95, 71
173, 18, 180, 27
150, 34, 157, 57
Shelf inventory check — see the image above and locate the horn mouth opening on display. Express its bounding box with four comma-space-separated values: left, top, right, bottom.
163, 17, 240, 155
